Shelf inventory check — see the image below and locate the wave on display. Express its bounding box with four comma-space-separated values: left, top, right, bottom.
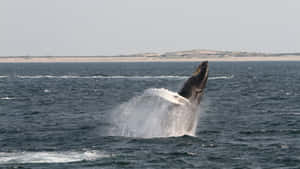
277, 112, 300, 116
0, 150, 109, 164
239, 129, 300, 135
0, 97, 14, 100
209, 75, 234, 80
0, 75, 233, 80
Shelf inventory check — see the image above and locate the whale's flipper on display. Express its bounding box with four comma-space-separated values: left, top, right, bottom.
178, 61, 208, 104
150, 88, 190, 105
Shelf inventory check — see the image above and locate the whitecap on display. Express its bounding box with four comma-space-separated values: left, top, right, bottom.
44, 89, 50, 93
0, 97, 14, 100
209, 75, 234, 80
0, 151, 110, 164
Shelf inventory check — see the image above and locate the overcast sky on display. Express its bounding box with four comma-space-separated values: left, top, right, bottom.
0, 0, 299, 56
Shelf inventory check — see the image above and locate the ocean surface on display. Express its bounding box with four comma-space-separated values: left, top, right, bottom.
0, 62, 299, 169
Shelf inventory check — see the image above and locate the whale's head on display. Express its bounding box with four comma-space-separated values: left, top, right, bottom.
178, 61, 209, 104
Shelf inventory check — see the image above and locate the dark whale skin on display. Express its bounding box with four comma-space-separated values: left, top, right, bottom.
178, 61, 208, 104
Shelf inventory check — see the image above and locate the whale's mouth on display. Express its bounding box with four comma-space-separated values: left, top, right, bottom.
178, 61, 209, 103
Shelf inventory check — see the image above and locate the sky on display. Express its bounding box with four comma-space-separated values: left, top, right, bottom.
0, 0, 299, 56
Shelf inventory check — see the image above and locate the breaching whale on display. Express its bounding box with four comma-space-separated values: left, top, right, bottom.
178, 61, 209, 104
110, 61, 209, 137
173, 61, 209, 133
157, 61, 209, 106
159, 61, 209, 134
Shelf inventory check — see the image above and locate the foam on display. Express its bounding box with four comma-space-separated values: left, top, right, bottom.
43, 89, 50, 93
209, 75, 234, 80
0, 97, 14, 100
0, 151, 109, 164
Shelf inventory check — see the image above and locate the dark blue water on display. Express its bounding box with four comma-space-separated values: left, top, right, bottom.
0, 62, 299, 169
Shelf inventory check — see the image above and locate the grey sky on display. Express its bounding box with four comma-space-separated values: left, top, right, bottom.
0, 0, 299, 56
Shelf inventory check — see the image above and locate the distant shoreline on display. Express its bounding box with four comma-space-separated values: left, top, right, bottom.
1, 56, 300, 63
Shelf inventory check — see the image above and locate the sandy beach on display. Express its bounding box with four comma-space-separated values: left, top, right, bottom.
1, 56, 300, 63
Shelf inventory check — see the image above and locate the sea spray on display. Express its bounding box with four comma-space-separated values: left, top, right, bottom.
108, 88, 201, 138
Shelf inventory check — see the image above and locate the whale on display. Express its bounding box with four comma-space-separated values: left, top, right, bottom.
158, 61, 209, 134
175, 61, 209, 132
157, 61, 209, 106
178, 61, 209, 104
110, 61, 209, 137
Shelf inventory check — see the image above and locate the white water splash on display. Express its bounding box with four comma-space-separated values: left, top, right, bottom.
109, 88, 201, 138
0, 151, 109, 164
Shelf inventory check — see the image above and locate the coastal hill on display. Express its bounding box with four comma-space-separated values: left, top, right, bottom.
122, 49, 300, 58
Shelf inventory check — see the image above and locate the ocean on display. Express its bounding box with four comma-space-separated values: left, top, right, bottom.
0, 62, 299, 169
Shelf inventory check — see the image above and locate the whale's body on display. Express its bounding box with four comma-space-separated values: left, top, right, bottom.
158, 61, 209, 134
172, 61, 209, 133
